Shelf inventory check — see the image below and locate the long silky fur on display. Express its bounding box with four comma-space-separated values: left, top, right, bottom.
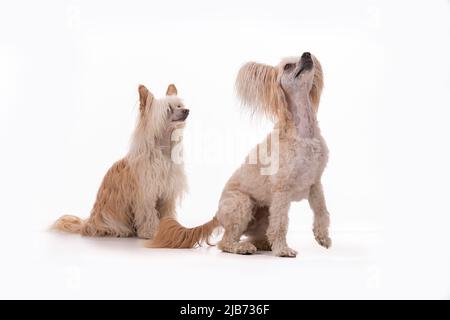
236, 62, 288, 123
145, 217, 220, 248
236, 57, 324, 119
51, 214, 84, 233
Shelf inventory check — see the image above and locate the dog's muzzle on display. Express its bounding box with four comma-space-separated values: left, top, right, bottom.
177, 109, 189, 121
295, 52, 313, 78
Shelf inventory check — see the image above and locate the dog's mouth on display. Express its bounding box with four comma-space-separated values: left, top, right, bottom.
295, 52, 313, 78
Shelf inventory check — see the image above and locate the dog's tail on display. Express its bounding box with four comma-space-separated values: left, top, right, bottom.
51, 215, 84, 234
145, 217, 220, 249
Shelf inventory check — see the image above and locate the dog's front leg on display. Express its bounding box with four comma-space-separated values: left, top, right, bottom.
266, 194, 297, 257
134, 202, 160, 239
308, 182, 332, 248
157, 196, 177, 219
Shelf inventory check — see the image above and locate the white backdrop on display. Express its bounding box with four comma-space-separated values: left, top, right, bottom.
0, 0, 449, 299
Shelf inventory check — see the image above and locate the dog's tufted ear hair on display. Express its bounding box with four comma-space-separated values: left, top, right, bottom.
166, 84, 178, 96
236, 62, 286, 121
138, 84, 154, 112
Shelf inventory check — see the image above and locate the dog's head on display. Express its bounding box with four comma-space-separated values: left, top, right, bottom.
236, 52, 323, 122
278, 52, 321, 103
137, 84, 189, 139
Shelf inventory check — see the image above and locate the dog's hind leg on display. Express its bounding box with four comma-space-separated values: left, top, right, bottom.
244, 206, 271, 251
80, 215, 134, 237
308, 182, 332, 248
217, 190, 256, 255
81, 219, 110, 237
219, 228, 257, 255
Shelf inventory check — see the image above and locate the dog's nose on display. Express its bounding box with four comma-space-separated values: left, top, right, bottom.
183, 109, 189, 115
301, 52, 311, 59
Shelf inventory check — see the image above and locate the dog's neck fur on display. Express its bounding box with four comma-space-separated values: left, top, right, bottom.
285, 89, 318, 139
157, 127, 177, 158
128, 124, 180, 161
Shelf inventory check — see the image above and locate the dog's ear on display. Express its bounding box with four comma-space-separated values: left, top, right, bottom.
236, 62, 286, 121
138, 84, 154, 112
166, 84, 178, 96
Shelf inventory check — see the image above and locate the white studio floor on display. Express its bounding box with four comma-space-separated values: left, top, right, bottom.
1, 227, 383, 299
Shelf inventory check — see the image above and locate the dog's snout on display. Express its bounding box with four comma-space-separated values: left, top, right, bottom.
301, 52, 311, 59
295, 52, 314, 78
183, 109, 189, 115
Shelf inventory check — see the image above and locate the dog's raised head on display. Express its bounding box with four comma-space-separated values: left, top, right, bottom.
236, 52, 323, 124
278, 52, 323, 111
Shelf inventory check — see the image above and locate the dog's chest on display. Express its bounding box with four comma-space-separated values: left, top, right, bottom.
137, 157, 186, 199
283, 138, 328, 198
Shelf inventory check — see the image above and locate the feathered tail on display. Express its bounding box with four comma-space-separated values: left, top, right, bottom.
145, 217, 220, 248
51, 215, 84, 234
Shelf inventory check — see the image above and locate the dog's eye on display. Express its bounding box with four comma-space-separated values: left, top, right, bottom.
284, 63, 294, 71
177, 105, 181, 109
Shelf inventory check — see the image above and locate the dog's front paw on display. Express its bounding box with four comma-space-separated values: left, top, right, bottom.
273, 246, 297, 258
314, 230, 332, 249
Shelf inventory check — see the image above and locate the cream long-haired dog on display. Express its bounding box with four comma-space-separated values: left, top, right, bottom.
147, 52, 331, 257
53, 84, 189, 238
